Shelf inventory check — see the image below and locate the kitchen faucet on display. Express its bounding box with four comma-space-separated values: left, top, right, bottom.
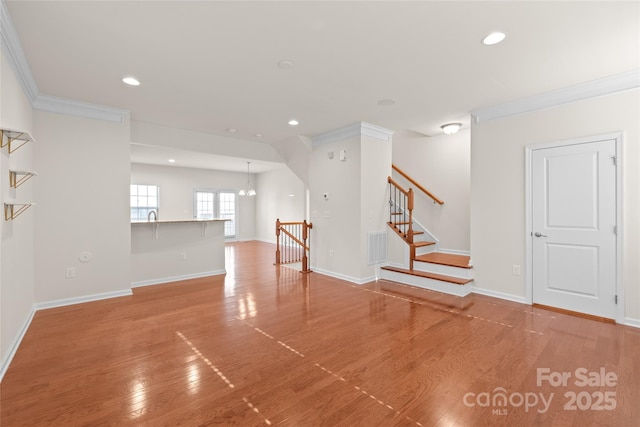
148, 210, 157, 221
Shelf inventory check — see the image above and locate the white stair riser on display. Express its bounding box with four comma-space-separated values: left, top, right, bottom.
415, 245, 437, 255
413, 261, 473, 280
379, 270, 472, 297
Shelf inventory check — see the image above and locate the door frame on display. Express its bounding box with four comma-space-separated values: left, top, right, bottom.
524, 132, 623, 323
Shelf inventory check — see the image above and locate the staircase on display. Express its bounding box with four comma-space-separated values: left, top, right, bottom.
380, 170, 473, 296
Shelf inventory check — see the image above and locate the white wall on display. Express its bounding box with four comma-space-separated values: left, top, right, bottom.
131, 163, 258, 240
0, 51, 35, 376
34, 111, 131, 304
360, 134, 392, 278
471, 89, 640, 323
131, 120, 284, 163
309, 123, 393, 283
310, 135, 362, 280
255, 166, 306, 243
392, 128, 470, 253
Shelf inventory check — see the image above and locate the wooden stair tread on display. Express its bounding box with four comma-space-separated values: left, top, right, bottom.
381, 266, 473, 285
414, 252, 472, 269
414, 241, 435, 247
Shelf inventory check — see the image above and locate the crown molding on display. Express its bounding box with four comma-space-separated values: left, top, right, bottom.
472, 69, 640, 123
361, 122, 395, 142
1, 0, 129, 123
33, 95, 129, 123
1, 0, 38, 101
312, 121, 394, 146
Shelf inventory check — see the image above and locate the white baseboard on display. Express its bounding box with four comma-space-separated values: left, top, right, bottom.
35, 289, 133, 311
471, 286, 529, 305
131, 270, 226, 288
438, 248, 471, 257
0, 305, 36, 383
311, 266, 374, 285
255, 237, 277, 245
623, 317, 640, 329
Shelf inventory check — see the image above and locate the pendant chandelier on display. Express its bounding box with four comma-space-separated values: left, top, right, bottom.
239, 161, 256, 196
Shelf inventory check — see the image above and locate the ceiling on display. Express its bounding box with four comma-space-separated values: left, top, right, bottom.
4, 1, 639, 172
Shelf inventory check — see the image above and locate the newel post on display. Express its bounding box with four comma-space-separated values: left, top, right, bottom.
301, 220, 312, 273
407, 188, 414, 244
275, 218, 281, 265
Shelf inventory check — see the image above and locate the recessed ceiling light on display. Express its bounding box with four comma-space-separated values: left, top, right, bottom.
377, 99, 396, 107
288, 119, 299, 126
168, 158, 176, 163
441, 123, 463, 134
278, 60, 294, 69
122, 76, 140, 86
482, 32, 506, 46
227, 128, 237, 133
255, 133, 263, 138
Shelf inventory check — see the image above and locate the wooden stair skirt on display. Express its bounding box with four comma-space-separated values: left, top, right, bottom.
380, 252, 473, 297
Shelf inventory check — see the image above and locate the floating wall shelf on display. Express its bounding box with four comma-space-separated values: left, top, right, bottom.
4, 202, 36, 221
0, 128, 35, 154
9, 170, 38, 188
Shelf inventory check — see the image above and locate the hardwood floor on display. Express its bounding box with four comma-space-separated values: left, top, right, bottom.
2, 241, 639, 426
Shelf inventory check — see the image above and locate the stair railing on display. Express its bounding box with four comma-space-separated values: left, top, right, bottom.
275, 219, 313, 273
392, 164, 444, 205
387, 177, 414, 244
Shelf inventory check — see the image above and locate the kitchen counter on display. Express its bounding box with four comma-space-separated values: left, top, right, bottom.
131, 218, 228, 224
131, 219, 228, 287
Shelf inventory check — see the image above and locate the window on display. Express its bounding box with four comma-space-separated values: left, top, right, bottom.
195, 191, 215, 219
219, 192, 236, 237
131, 184, 159, 221
194, 189, 236, 238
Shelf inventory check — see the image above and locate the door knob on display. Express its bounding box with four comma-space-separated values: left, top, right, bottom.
534, 232, 548, 237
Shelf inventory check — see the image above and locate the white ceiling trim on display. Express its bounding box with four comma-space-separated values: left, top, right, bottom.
33, 95, 129, 123
312, 121, 394, 146
472, 69, 640, 124
0, 0, 38, 101
1, 0, 129, 123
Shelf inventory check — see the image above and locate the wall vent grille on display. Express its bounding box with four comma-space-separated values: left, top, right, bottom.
368, 231, 387, 265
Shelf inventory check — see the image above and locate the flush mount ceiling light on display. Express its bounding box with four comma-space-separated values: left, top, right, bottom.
482, 32, 506, 45
278, 60, 294, 69
239, 161, 256, 197
377, 99, 396, 107
441, 123, 463, 134
288, 119, 299, 126
122, 76, 140, 86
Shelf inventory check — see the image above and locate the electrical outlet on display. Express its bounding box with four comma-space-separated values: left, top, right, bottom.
329, 249, 335, 257
512, 264, 521, 276
180, 252, 187, 260
65, 267, 76, 278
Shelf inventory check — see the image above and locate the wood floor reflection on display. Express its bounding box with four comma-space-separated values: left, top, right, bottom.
2, 241, 639, 426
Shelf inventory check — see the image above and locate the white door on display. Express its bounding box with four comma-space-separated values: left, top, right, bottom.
532, 138, 617, 319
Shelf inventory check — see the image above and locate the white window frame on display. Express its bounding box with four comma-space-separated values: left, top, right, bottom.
193, 188, 237, 238
131, 184, 159, 222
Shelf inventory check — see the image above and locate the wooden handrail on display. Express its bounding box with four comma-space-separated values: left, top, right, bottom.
392, 164, 444, 205
275, 218, 313, 273
279, 227, 308, 251
387, 178, 414, 245
387, 176, 410, 196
